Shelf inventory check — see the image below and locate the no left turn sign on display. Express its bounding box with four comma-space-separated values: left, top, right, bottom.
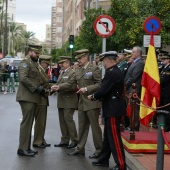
94, 15, 116, 38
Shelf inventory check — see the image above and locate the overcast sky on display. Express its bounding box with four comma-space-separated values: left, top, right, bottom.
16, 0, 56, 41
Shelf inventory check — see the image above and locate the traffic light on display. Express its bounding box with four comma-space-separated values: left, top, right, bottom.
69, 35, 74, 49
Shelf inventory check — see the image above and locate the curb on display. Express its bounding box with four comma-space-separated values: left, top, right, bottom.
125, 150, 147, 170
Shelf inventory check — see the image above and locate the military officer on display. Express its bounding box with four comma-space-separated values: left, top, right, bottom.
89, 51, 127, 170
52, 49, 102, 158
33, 55, 52, 148
16, 45, 45, 157
95, 54, 102, 70
159, 54, 170, 131
54, 56, 78, 149
117, 53, 128, 73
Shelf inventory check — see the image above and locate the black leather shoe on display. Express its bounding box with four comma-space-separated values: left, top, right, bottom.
33, 144, 46, 148
89, 153, 100, 159
27, 149, 38, 154
67, 143, 77, 149
110, 165, 119, 170
92, 160, 109, 167
44, 143, 51, 147
17, 149, 35, 157
68, 150, 85, 156
54, 143, 69, 147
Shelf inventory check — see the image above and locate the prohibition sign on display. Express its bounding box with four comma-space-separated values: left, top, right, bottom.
94, 15, 116, 38
143, 16, 162, 35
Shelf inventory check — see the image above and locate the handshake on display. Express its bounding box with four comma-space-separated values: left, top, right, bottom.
51, 85, 60, 91
35, 85, 60, 95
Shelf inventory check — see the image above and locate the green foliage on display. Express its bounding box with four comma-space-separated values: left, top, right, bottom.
70, 0, 170, 53
50, 41, 70, 62
109, 0, 170, 50
78, 7, 106, 54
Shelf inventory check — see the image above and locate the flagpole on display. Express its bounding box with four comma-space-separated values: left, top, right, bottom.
155, 22, 164, 170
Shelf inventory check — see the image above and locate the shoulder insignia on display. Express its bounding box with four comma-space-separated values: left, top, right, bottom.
23, 63, 27, 68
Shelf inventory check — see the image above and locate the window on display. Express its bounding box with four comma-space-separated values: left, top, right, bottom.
57, 27, 62, 32
57, 17, 62, 22
57, 7, 62, 12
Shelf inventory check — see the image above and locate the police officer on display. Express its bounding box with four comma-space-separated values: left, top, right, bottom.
54, 56, 78, 149
89, 51, 127, 170
16, 45, 45, 157
52, 49, 102, 158
33, 55, 52, 148
159, 54, 170, 131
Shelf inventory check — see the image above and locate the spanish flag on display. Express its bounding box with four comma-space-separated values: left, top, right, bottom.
140, 33, 160, 126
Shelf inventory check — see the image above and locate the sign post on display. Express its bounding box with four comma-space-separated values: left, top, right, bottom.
94, 15, 116, 77
94, 15, 116, 38
144, 16, 163, 170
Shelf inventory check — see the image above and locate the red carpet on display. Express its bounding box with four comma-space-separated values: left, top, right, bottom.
121, 132, 170, 153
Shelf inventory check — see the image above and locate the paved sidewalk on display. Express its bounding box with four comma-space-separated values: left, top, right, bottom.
124, 126, 170, 170
126, 150, 170, 170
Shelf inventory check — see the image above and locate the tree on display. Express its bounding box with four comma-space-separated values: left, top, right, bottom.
4, 0, 8, 56
0, 0, 5, 52
73, 0, 170, 53
8, 22, 23, 55
108, 0, 170, 50
77, 7, 106, 54
20, 30, 35, 54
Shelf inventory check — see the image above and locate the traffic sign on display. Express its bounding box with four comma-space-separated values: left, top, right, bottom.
143, 35, 161, 47
143, 16, 162, 35
94, 15, 116, 38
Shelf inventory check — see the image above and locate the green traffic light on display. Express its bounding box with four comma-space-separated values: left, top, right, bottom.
69, 44, 74, 49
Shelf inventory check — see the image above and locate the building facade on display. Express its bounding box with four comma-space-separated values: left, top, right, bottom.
2, 0, 16, 21
51, 4, 57, 48
62, 0, 111, 44
51, 0, 63, 49
56, 0, 62, 48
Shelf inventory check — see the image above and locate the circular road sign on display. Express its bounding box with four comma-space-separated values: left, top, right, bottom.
94, 15, 116, 38
143, 16, 162, 35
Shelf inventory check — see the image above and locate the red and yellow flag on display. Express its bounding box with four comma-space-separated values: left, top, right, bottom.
140, 33, 160, 126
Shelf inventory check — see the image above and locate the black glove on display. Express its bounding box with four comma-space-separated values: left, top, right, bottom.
35, 86, 45, 95
50, 91, 55, 95
49, 80, 57, 83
